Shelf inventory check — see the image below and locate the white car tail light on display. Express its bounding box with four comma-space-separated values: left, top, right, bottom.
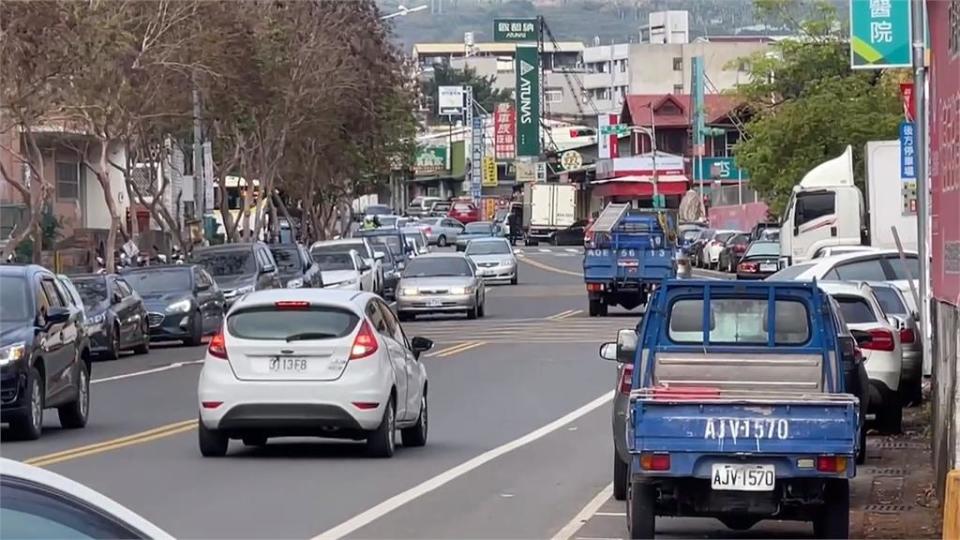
208, 329, 228, 360
349, 320, 379, 360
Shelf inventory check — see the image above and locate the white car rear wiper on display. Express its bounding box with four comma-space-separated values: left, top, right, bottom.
285, 332, 337, 342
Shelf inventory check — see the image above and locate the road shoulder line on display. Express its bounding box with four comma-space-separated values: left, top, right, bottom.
312, 391, 614, 540
551, 483, 614, 540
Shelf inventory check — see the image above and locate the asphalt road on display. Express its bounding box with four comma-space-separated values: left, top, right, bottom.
4, 246, 823, 539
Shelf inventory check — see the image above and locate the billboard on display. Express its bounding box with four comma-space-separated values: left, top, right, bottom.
438, 86, 463, 116
929, 0, 960, 303
493, 18, 538, 42
849, 0, 913, 69
514, 45, 540, 157
494, 103, 516, 159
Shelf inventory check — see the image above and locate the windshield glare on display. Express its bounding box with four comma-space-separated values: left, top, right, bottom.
745, 242, 780, 257
466, 241, 511, 255
73, 278, 108, 307
0, 275, 31, 321
668, 298, 809, 345
192, 251, 256, 276
314, 253, 354, 271
125, 270, 192, 294
767, 263, 815, 280
403, 257, 472, 278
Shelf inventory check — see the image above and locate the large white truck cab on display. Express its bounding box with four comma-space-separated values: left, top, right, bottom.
779, 146, 866, 266
780, 142, 917, 266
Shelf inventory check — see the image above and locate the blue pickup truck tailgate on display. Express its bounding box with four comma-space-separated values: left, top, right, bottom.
584, 246, 674, 282
629, 393, 859, 477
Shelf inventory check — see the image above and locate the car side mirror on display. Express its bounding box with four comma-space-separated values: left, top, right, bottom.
410, 336, 433, 358
44, 306, 71, 326
616, 328, 638, 363
261, 264, 275, 274
599, 342, 617, 361
374, 251, 386, 260
112, 291, 123, 304
886, 315, 903, 329
850, 329, 872, 347
197, 282, 210, 292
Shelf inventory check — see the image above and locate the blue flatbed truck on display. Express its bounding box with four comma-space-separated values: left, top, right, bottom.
583, 205, 679, 317
600, 280, 861, 539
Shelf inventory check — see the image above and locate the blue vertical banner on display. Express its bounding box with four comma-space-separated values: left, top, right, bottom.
899, 121, 916, 179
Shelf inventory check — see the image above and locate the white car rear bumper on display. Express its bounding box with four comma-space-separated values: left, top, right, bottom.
198, 355, 390, 432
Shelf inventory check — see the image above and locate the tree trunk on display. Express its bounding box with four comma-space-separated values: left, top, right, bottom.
87, 140, 127, 272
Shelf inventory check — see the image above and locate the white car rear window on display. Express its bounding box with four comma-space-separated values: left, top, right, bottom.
228, 306, 359, 340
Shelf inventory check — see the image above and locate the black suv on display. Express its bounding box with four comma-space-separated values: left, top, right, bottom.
190, 243, 282, 308
0, 265, 91, 440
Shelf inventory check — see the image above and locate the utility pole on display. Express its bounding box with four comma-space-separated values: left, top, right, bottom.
911, 0, 931, 375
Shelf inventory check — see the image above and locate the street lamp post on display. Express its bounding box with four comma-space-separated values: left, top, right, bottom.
630, 124, 659, 204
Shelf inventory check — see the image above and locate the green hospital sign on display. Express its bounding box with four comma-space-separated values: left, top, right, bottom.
850, 0, 913, 69
494, 18, 538, 42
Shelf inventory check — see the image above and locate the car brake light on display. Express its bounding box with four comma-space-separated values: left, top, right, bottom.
350, 320, 379, 360
202, 401, 223, 409
640, 453, 671, 471
275, 301, 309, 310
618, 364, 634, 395
586, 283, 605, 292
899, 327, 916, 344
352, 401, 380, 410
863, 328, 896, 352
738, 262, 758, 272
424, 227, 432, 234
208, 329, 228, 360
816, 455, 847, 473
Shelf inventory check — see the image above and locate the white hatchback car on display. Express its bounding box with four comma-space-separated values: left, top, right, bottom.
818, 281, 903, 434
197, 289, 433, 458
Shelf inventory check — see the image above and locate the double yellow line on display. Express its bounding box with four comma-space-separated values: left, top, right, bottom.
423, 341, 486, 358
24, 419, 197, 467
546, 309, 583, 321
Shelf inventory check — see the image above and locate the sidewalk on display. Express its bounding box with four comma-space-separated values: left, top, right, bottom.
851, 405, 942, 539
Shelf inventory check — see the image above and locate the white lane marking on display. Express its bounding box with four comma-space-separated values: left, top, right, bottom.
515, 249, 525, 254
594, 512, 625, 517
539, 248, 551, 253
565, 248, 580, 253
314, 392, 614, 540
91, 360, 203, 384
552, 483, 614, 540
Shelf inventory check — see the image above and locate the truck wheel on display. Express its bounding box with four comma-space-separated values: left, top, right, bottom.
599, 302, 609, 317
437, 235, 447, 247
589, 299, 602, 317
813, 479, 849, 539
613, 451, 628, 501
626, 480, 655, 539
878, 385, 903, 434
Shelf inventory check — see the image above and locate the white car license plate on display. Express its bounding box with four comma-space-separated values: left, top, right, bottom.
710, 464, 776, 492
427, 298, 443, 307
269, 357, 307, 373
760, 263, 778, 272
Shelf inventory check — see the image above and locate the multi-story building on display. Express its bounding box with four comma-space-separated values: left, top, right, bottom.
648, 10, 690, 44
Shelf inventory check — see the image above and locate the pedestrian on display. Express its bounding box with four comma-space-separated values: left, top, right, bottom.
508, 211, 521, 245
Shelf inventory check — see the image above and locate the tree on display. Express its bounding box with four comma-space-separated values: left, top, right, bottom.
732, 0, 903, 213
420, 64, 513, 123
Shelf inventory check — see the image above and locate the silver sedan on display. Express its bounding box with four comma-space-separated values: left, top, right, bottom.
414, 217, 464, 247
464, 237, 517, 285
395, 253, 486, 320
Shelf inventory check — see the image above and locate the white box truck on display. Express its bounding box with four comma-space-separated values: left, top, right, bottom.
779, 141, 917, 265
522, 183, 577, 245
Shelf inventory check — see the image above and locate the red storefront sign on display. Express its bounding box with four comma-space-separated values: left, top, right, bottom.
929, 0, 960, 304
494, 103, 515, 159
900, 82, 915, 121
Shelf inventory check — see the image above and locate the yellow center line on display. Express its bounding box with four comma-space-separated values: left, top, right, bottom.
422, 341, 475, 358
24, 419, 197, 467
435, 341, 486, 357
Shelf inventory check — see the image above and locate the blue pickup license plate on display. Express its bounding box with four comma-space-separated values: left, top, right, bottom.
710, 463, 775, 491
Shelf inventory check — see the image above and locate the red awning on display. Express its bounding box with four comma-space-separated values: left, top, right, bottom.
589, 175, 690, 198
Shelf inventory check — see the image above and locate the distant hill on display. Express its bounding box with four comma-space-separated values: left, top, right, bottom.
377, 0, 844, 51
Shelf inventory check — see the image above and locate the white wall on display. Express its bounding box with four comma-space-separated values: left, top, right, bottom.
628, 41, 766, 94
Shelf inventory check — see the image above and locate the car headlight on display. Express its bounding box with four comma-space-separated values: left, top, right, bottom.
401, 287, 419, 296
167, 299, 192, 313
89, 312, 106, 325
286, 277, 304, 288
450, 286, 475, 295
502, 259, 515, 266
0, 342, 26, 367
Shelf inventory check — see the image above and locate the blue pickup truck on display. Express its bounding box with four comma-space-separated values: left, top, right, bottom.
600, 280, 862, 539
584, 207, 682, 317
